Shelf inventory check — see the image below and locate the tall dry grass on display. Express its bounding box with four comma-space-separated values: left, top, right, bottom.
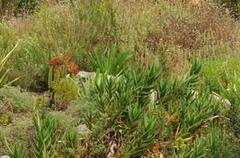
0, 0, 240, 88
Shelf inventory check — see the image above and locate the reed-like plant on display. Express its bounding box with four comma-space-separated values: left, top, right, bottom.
32, 107, 60, 158
0, 42, 19, 87
6, 142, 26, 158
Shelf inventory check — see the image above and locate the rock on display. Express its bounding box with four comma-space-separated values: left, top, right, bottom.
77, 71, 96, 80
77, 124, 91, 136
0, 155, 10, 158
149, 89, 157, 106
77, 71, 114, 80
223, 99, 231, 108
211, 92, 231, 109
190, 90, 231, 109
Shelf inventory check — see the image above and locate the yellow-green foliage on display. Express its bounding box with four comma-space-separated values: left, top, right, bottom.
53, 78, 79, 103
202, 57, 240, 92
0, 113, 11, 126
34, 96, 45, 110
0, 23, 17, 53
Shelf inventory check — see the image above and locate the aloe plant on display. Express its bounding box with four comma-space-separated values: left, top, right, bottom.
89, 46, 132, 76
6, 144, 27, 158
32, 110, 59, 158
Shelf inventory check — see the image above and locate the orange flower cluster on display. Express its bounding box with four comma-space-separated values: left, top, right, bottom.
48, 52, 80, 75
67, 61, 79, 75
49, 58, 64, 66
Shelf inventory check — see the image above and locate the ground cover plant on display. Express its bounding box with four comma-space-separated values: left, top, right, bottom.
1, 0, 240, 157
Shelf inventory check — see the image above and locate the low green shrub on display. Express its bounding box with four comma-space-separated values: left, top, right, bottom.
0, 86, 34, 112
52, 78, 79, 110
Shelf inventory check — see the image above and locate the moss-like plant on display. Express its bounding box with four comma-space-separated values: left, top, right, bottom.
51, 78, 79, 110
0, 113, 11, 126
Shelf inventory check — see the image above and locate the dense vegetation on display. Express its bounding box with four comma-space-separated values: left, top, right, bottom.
1, 0, 240, 157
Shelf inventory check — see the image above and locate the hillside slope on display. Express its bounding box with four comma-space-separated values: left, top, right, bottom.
1, 0, 240, 157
